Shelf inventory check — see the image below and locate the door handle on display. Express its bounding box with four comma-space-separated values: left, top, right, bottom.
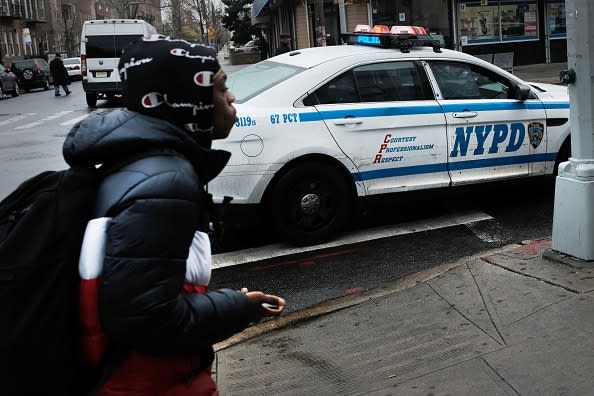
333, 119, 363, 126
452, 112, 478, 118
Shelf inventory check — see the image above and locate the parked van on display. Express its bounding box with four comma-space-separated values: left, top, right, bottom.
80, 19, 157, 107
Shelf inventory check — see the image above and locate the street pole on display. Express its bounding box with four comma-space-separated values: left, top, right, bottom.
551, 0, 594, 260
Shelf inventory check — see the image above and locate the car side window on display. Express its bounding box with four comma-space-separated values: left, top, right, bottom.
316, 71, 359, 104
429, 61, 512, 100
353, 61, 431, 102
313, 61, 431, 105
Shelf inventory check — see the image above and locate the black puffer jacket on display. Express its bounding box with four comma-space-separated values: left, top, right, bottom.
63, 109, 253, 356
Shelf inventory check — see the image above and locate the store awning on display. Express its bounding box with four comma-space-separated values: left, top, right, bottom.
251, 0, 271, 18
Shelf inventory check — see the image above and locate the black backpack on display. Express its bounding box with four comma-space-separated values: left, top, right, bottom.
0, 166, 100, 395
0, 150, 174, 395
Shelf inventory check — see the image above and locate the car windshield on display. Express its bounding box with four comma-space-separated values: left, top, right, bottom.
227, 61, 305, 103
63, 58, 80, 65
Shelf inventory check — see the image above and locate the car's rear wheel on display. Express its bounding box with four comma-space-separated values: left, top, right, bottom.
22, 68, 34, 80
11, 82, 19, 97
269, 162, 353, 245
86, 92, 97, 108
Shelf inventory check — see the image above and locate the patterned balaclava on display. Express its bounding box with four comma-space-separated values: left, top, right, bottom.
119, 34, 221, 133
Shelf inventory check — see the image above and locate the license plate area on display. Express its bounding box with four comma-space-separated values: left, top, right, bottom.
94, 71, 110, 78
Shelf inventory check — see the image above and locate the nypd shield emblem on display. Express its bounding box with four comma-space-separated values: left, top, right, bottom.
528, 122, 545, 149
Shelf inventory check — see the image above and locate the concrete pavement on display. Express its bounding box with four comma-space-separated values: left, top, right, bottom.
213, 240, 594, 395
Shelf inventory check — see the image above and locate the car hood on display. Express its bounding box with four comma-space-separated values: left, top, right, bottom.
529, 82, 568, 99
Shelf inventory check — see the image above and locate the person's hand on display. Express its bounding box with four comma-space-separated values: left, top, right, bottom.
241, 288, 286, 318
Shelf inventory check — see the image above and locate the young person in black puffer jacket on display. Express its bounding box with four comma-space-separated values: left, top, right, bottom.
64, 35, 285, 396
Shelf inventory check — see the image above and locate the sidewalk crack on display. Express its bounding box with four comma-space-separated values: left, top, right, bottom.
482, 257, 582, 294
427, 281, 504, 346
481, 357, 522, 396
504, 296, 572, 327
468, 263, 508, 346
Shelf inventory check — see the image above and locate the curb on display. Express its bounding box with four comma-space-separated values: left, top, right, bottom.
213, 242, 523, 352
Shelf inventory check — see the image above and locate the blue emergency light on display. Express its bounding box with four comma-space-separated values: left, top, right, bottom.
342, 25, 441, 53
355, 35, 382, 46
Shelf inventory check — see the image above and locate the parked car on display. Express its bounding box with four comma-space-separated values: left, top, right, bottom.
232, 39, 261, 54
63, 57, 82, 81
210, 25, 571, 246
0, 64, 19, 98
10, 58, 52, 92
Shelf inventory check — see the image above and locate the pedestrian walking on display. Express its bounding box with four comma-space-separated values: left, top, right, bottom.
65, 35, 286, 396
275, 33, 292, 56
49, 53, 71, 96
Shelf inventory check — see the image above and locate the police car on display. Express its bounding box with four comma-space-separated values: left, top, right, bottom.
211, 25, 570, 246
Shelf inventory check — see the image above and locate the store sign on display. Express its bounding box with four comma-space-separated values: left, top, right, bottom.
524, 11, 537, 36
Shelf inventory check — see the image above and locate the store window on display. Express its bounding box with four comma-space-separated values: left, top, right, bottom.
458, 1, 538, 46
546, 0, 565, 38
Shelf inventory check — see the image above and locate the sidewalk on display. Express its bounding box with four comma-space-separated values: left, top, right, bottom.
214, 240, 594, 395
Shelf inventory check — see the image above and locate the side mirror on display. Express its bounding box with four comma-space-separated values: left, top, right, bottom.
512, 84, 531, 101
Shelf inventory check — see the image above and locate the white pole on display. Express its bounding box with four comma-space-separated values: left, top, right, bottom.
551, 0, 594, 260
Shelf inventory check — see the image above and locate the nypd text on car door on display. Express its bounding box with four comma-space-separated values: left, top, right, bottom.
426, 60, 547, 184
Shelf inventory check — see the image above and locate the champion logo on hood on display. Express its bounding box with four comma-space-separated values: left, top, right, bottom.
193, 71, 214, 87
142, 92, 164, 108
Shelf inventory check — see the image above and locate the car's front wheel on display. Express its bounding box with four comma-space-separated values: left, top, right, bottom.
86, 92, 97, 108
43, 78, 50, 90
0, 84, 4, 99
269, 162, 353, 246
11, 82, 19, 97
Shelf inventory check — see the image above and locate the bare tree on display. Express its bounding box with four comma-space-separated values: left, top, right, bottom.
60, 4, 80, 56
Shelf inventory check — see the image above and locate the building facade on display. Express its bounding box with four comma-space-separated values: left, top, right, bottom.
253, 0, 567, 65
1, 0, 162, 65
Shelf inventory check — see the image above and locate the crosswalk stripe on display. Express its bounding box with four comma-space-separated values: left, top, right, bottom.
60, 114, 88, 126
16, 111, 74, 129
0, 113, 36, 127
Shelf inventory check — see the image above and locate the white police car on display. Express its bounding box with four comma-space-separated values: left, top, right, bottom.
211, 25, 570, 246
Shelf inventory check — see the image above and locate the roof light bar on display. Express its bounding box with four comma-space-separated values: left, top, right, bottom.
342, 25, 441, 53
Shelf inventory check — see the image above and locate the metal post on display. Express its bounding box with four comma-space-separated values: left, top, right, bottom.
338, 0, 346, 34
551, 0, 594, 260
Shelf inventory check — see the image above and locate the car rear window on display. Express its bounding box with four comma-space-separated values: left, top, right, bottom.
226, 61, 305, 103
63, 58, 80, 65
13, 60, 35, 70
85, 35, 143, 58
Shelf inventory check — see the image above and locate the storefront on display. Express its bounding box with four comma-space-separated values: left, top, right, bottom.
455, 0, 567, 65
258, 0, 567, 66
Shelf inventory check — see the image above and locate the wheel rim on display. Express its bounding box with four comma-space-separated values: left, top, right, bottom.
23, 70, 33, 79
288, 179, 336, 231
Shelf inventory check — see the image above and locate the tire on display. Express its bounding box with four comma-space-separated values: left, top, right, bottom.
0, 84, 4, 99
86, 92, 97, 108
22, 68, 34, 80
269, 162, 353, 245
11, 82, 19, 97
43, 78, 50, 90
554, 139, 571, 176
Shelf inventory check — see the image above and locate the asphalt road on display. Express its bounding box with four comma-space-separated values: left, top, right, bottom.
210, 177, 555, 314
